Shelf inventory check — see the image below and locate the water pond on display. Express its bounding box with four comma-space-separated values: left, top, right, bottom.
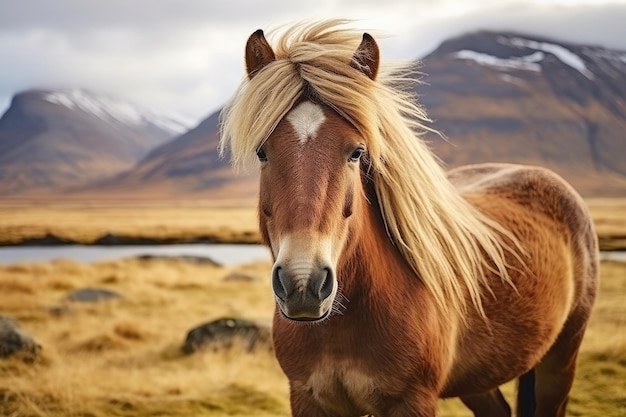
0, 244, 271, 266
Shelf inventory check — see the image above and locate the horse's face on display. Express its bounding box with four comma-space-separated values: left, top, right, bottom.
258, 101, 366, 321
242, 29, 380, 322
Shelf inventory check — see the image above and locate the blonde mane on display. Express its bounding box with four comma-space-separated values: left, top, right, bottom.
220, 20, 519, 319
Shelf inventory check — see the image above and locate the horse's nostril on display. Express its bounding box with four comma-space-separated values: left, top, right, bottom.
272, 266, 288, 301
319, 268, 334, 300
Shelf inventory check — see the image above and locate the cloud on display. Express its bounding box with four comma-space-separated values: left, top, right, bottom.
0, 0, 625, 123
429, 2, 626, 51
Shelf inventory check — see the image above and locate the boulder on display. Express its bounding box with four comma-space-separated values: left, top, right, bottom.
136, 254, 220, 266
0, 316, 41, 361
182, 318, 270, 354
65, 287, 123, 303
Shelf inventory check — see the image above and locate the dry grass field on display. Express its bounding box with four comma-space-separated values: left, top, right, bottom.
586, 199, 626, 251
0, 200, 624, 416
0, 204, 261, 245
0, 258, 285, 417
0, 198, 625, 249
0, 257, 623, 417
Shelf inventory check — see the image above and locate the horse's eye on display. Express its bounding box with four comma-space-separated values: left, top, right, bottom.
256, 148, 268, 162
349, 147, 365, 163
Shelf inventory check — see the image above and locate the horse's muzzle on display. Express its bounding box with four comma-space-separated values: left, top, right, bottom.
272, 264, 336, 321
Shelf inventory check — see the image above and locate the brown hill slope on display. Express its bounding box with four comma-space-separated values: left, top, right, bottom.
0, 89, 188, 195
5, 31, 626, 200
89, 111, 258, 199
419, 31, 626, 196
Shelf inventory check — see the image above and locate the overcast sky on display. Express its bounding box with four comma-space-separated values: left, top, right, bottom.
1, 0, 625, 125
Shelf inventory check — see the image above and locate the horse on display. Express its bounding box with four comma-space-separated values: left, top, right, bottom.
219, 20, 598, 417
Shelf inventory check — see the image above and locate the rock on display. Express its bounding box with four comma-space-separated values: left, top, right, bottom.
222, 271, 260, 282
65, 287, 123, 303
135, 254, 220, 266
0, 316, 41, 361
182, 318, 271, 354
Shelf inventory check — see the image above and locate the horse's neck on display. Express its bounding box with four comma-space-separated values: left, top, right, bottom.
339, 194, 420, 303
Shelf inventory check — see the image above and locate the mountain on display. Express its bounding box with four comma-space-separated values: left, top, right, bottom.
99, 30, 626, 199
3, 31, 626, 199
91, 111, 257, 199
417, 31, 626, 196
0, 88, 190, 194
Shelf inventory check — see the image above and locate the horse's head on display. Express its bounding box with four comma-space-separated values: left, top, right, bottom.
244, 30, 380, 322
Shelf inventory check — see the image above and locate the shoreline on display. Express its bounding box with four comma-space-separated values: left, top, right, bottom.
0, 202, 624, 251
0, 232, 261, 247
0, 231, 624, 252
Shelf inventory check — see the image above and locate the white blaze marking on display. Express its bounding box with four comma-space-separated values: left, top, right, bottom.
286, 101, 326, 143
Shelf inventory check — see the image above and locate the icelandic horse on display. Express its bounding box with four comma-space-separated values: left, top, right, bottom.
219, 20, 598, 417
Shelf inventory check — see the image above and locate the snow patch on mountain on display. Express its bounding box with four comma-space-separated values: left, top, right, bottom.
498, 36, 595, 79
584, 48, 626, 64
454, 50, 543, 72
581, 47, 626, 75
454, 35, 599, 80
43, 89, 191, 135
499, 74, 527, 86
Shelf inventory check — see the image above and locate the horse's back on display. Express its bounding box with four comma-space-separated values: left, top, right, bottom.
448, 162, 598, 268
443, 163, 599, 397
449, 162, 598, 306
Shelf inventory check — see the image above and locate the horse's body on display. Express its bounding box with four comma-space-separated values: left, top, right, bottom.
220, 21, 598, 417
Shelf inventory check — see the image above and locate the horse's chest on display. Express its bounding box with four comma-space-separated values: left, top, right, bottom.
305, 362, 379, 415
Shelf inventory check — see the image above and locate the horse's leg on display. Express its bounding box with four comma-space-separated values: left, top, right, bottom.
460, 388, 511, 417
521, 311, 590, 417
528, 345, 580, 417
516, 370, 536, 417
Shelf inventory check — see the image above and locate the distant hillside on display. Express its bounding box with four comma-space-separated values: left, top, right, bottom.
2, 31, 626, 200
98, 30, 626, 198
418, 31, 626, 196
91, 111, 257, 199
0, 89, 190, 194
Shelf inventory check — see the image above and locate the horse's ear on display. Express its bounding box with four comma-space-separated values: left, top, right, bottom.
245, 29, 276, 79
351, 33, 379, 81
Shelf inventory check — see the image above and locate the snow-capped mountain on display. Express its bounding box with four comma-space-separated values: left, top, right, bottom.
452, 36, 599, 78
42, 89, 191, 136
96, 31, 626, 199
2, 31, 626, 199
417, 31, 626, 196
427, 31, 626, 102
91, 110, 258, 199
0, 88, 192, 194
